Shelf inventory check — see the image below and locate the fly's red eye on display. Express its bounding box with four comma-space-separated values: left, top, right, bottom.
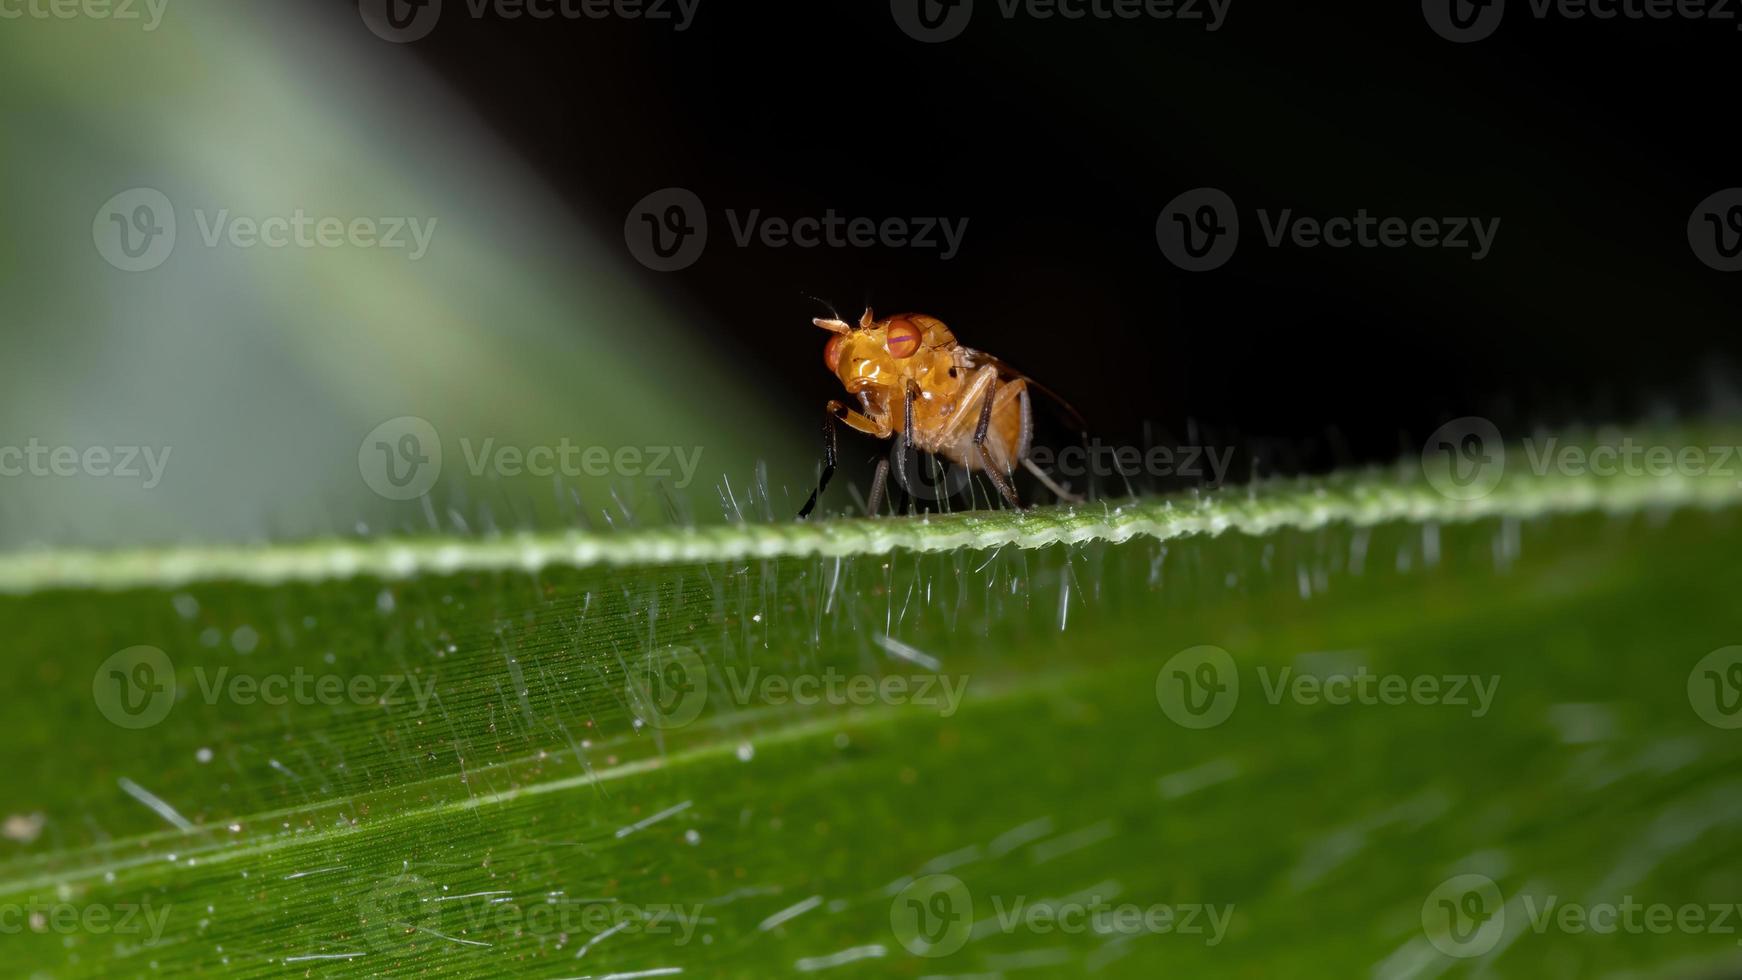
885, 319, 922, 359
824, 334, 846, 373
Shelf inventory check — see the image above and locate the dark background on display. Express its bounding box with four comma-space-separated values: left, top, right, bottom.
376, 0, 1739, 486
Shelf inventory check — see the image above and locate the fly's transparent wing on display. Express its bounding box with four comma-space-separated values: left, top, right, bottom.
956, 346, 1087, 432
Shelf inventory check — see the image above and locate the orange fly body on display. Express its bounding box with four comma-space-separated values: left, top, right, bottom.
798, 307, 1081, 518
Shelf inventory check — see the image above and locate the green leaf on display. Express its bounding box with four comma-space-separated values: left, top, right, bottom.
4, 432, 1742, 977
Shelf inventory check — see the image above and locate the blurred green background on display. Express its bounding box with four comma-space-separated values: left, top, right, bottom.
0, 1, 804, 551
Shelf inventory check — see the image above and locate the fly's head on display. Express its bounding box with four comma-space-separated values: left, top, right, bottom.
816, 309, 957, 399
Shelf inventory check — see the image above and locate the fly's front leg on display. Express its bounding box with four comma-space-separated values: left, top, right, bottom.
973, 379, 1023, 509
799, 400, 889, 519
797, 405, 841, 519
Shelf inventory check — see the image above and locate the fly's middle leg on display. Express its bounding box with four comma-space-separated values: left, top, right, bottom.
866, 458, 892, 517
887, 380, 922, 514
973, 379, 1023, 509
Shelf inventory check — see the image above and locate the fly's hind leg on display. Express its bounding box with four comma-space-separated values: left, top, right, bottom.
996, 379, 1082, 504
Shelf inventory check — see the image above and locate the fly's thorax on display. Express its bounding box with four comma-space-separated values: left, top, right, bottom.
913, 353, 963, 398
900, 314, 957, 349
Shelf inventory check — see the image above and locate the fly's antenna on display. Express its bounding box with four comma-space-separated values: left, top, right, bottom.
800, 293, 842, 322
